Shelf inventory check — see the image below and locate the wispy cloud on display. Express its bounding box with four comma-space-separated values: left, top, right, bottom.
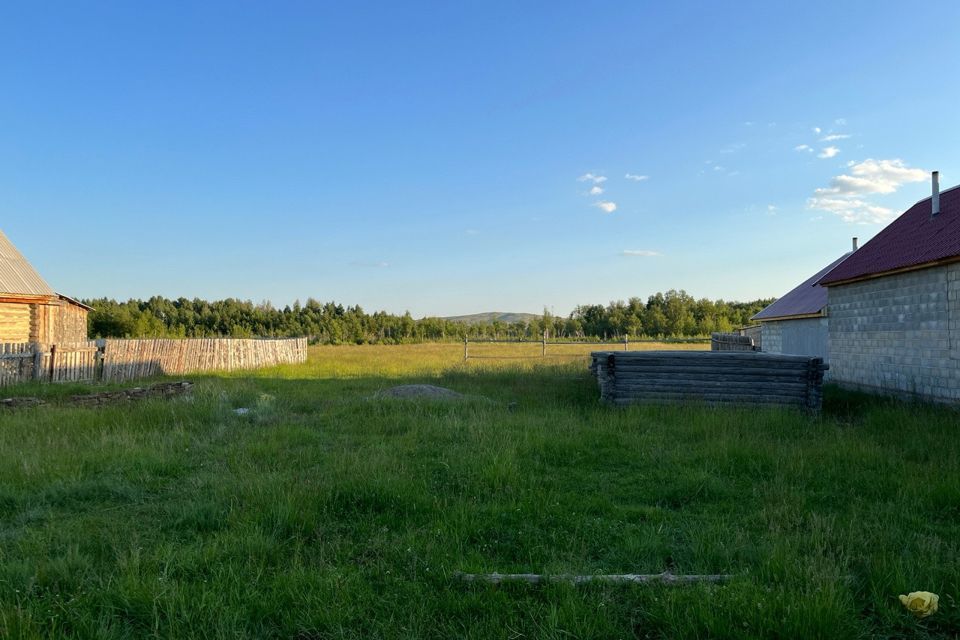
351, 260, 390, 268
720, 142, 746, 154
594, 201, 617, 213
820, 133, 851, 142
767, 204, 778, 215
806, 197, 893, 224
813, 127, 822, 135
577, 172, 607, 184
625, 173, 649, 182
808, 158, 927, 224
621, 249, 661, 257
818, 146, 840, 159
465, 229, 480, 236
589, 185, 604, 195
794, 144, 813, 152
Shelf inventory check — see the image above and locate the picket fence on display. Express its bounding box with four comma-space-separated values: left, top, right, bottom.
0, 337, 308, 386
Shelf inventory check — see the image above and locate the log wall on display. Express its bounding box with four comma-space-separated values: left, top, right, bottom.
591, 350, 828, 411
0, 303, 31, 343
710, 332, 757, 351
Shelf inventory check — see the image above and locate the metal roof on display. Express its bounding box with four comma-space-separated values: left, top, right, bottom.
820, 183, 960, 285
0, 229, 55, 297
752, 252, 853, 322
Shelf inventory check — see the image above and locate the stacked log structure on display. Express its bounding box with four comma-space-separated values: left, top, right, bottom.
591, 350, 828, 411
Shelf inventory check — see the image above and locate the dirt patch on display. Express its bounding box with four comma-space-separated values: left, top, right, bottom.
378, 384, 464, 400
1, 381, 194, 409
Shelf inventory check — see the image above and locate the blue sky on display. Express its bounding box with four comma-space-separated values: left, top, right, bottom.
2, 2, 958, 316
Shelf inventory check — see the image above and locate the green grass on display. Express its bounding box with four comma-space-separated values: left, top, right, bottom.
1, 344, 958, 638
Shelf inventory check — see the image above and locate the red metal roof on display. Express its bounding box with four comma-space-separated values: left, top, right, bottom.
752, 252, 852, 321
820, 184, 960, 285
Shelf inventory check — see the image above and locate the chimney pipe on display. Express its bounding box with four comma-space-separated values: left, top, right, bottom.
932, 171, 940, 217
852, 237, 858, 251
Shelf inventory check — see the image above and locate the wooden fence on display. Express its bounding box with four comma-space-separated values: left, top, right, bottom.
590, 350, 829, 411
0, 337, 308, 386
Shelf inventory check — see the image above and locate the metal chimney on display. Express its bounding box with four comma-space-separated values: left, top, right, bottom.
932, 171, 940, 217
852, 237, 858, 251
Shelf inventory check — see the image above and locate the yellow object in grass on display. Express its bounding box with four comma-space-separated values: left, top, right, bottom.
899, 591, 939, 618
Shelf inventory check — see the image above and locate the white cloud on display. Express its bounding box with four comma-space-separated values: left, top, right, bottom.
578, 172, 607, 184
818, 146, 840, 159
815, 158, 927, 196
720, 142, 746, 154
795, 144, 813, 152
835, 118, 847, 126
465, 229, 480, 236
351, 260, 390, 268
820, 133, 851, 142
589, 185, 604, 195
767, 204, 778, 214
813, 127, 822, 135
594, 201, 617, 213
713, 165, 724, 171
806, 196, 894, 224
807, 158, 927, 224
621, 249, 661, 257
624, 173, 649, 182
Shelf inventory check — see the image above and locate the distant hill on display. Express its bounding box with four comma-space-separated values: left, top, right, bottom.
443, 311, 540, 325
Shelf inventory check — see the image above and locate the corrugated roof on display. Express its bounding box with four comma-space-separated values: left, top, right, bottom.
820, 183, 960, 285
0, 229, 55, 297
752, 252, 853, 321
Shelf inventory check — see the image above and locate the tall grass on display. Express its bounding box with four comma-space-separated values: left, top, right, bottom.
0, 344, 957, 638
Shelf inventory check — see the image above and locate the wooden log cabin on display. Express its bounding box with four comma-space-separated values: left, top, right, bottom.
0, 230, 91, 344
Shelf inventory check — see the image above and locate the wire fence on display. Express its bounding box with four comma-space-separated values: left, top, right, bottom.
462, 334, 711, 360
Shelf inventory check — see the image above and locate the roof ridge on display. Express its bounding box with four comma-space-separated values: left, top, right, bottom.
906, 181, 960, 207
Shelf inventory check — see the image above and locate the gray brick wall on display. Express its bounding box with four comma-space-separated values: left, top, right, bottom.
761, 321, 782, 354
827, 263, 960, 402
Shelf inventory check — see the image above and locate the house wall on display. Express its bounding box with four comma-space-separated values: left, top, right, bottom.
761, 317, 829, 360
53, 301, 89, 342
0, 299, 88, 344
0, 302, 32, 342
827, 263, 960, 403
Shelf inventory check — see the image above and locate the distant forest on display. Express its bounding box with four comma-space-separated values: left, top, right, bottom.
84, 291, 774, 343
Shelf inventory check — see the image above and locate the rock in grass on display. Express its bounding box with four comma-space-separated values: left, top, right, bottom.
378, 385, 464, 400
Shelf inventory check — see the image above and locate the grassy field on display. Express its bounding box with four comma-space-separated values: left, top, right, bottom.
1, 343, 958, 638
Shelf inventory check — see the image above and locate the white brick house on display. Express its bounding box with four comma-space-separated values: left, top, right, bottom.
819, 173, 960, 403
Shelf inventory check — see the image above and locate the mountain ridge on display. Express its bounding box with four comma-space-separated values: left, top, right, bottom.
442, 311, 540, 325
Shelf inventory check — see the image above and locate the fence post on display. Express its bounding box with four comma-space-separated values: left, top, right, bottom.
32, 344, 43, 381
95, 345, 106, 382
542, 330, 547, 357
463, 336, 469, 361
48, 344, 57, 382
624, 335, 629, 351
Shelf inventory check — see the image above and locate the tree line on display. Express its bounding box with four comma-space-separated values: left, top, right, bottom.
84, 290, 773, 343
